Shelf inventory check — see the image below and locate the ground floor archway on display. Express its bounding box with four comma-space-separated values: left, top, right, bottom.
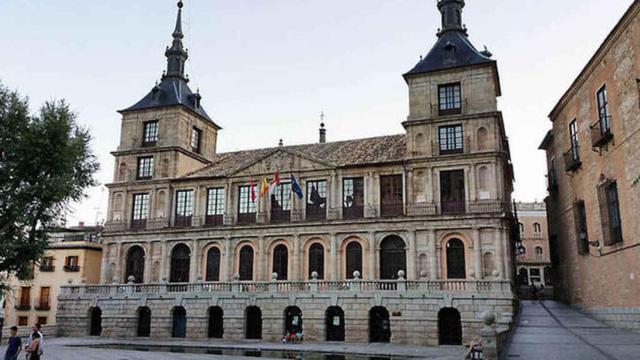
89, 307, 102, 336
208, 306, 224, 338
137, 306, 151, 337
284, 306, 303, 335
325, 306, 345, 341
245, 306, 262, 340
172, 306, 187, 338
438, 307, 462, 345
369, 306, 391, 343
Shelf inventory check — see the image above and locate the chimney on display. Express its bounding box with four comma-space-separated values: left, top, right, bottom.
319, 122, 326, 144
78, 221, 85, 228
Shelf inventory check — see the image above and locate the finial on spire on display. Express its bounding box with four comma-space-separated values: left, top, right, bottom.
437, 0, 467, 37
319, 112, 327, 144
164, 0, 189, 81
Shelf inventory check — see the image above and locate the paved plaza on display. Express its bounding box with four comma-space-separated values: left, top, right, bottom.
504, 300, 640, 360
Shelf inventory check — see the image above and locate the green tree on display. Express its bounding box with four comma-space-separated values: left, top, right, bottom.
0, 82, 99, 294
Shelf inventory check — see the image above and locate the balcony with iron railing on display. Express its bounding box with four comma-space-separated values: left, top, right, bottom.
173, 215, 193, 228
34, 298, 51, 311
432, 137, 472, 157
237, 212, 257, 225
270, 209, 291, 224
305, 206, 327, 221
590, 116, 613, 148
15, 303, 31, 311
342, 205, 364, 220
39, 264, 55, 272
63, 264, 80, 272
563, 145, 582, 172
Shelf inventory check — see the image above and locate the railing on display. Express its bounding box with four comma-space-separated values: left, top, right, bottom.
237, 212, 256, 225
305, 206, 326, 221
35, 298, 50, 311
39, 265, 55, 272
590, 116, 613, 148
432, 137, 472, 156
205, 214, 224, 227
380, 202, 404, 217
60, 279, 512, 298
270, 209, 291, 224
15, 304, 31, 311
563, 146, 582, 172
342, 205, 364, 220
174, 215, 193, 228
63, 265, 80, 272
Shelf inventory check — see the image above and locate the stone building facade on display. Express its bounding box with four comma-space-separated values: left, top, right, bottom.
58, 0, 518, 345
540, 0, 640, 332
514, 202, 552, 297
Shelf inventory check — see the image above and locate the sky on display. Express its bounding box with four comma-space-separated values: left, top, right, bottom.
0, 0, 635, 226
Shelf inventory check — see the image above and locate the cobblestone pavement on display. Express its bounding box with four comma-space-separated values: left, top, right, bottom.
503, 300, 640, 360
0, 337, 465, 360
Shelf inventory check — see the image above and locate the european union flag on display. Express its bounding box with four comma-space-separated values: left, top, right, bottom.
291, 174, 303, 199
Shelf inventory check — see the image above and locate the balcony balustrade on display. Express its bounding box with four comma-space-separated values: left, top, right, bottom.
590, 116, 613, 148
563, 146, 582, 172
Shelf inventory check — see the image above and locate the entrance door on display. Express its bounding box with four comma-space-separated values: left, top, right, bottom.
446, 238, 466, 279
137, 307, 151, 337
208, 306, 224, 338
172, 306, 187, 338
369, 306, 391, 343
284, 306, 303, 334
438, 308, 462, 345
89, 307, 102, 336
326, 306, 345, 341
379, 236, 407, 280
440, 170, 465, 214
245, 306, 262, 340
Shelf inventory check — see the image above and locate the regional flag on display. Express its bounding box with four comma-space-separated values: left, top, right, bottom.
260, 176, 269, 197
269, 172, 280, 194
291, 174, 303, 199
249, 176, 257, 202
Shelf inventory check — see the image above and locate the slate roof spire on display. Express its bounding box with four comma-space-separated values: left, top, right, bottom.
164, 1, 189, 81
437, 0, 467, 37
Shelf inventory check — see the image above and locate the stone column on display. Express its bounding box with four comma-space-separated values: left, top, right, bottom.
406, 170, 414, 206
329, 233, 338, 281
143, 242, 153, 283
473, 228, 483, 279
292, 234, 301, 281
160, 241, 168, 281
407, 229, 417, 280
114, 242, 124, 283
190, 239, 199, 282
99, 243, 110, 284
224, 237, 233, 281
494, 229, 505, 280
427, 229, 438, 279
368, 231, 377, 280
258, 236, 267, 281
502, 229, 511, 280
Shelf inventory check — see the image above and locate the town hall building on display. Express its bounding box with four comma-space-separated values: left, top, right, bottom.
57, 0, 517, 346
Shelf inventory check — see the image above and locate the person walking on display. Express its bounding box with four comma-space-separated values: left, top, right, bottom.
23, 332, 41, 360
3, 326, 21, 360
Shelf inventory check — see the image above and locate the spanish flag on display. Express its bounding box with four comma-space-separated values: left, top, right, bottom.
260, 176, 269, 197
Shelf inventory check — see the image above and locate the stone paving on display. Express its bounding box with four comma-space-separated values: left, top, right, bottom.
503, 300, 640, 360
0, 337, 466, 360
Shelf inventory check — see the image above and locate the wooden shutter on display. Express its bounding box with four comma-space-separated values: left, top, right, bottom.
597, 183, 612, 246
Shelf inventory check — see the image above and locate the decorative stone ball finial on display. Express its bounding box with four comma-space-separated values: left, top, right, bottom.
468, 270, 475, 279
311, 271, 318, 280
491, 269, 500, 278
481, 310, 496, 326
67, 279, 73, 284
127, 275, 135, 284
111, 277, 118, 284
177, 1, 184, 9
353, 270, 361, 280
397, 270, 406, 279
272, 272, 279, 281
233, 273, 240, 281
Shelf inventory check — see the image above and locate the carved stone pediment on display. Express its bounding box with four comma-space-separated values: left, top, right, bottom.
234, 149, 334, 176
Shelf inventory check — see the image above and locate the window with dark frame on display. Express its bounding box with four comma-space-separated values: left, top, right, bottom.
136, 156, 154, 179
142, 120, 159, 146
238, 246, 254, 281
237, 186, 256, 224
131, 193, 150, 229
18, 317, 28, 326
191, 127, 202, 153
306, 180, 327, 220
597, 181, 623, 246
574, 200, 589, 255
597, 85, 611, 133
64, 256, 80, 272
175, 190, 194, 227
440, 170, 466, 214
206, 188, 225, 226
19, 286, 31, 308
40, 256, 54, 272
37, 317, 48, 325
39, 287, 50, 309
345, 241, 363, 279
379, 175, 403, 217
438, 82, 462, 115
271, 183, 292, 223
342, 177, 364, 219
308, 243, 324, 280
206, 247, 221, 282
569, 120, 580, 160
439, 125, 464, 155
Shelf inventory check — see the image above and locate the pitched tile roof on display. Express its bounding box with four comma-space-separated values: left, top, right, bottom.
184, 134, 407, 179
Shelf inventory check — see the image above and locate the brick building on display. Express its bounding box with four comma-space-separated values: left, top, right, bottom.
540, 0, 640, 332
57, 0, 518, 345
514, 202, 551, 290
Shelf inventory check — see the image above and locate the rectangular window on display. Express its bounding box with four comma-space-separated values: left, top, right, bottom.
64, 256, 80, 272
440, 169, 466, 214
40, 256, 54, 272
191, 127, 202, 153
37, 317, 48, 325
142, 120, 159, 146
343, 177, 364, 219
569, 120, 579, 160
306, 180, 327, 220
438, 82, 462, 115
597, 85, 611, 133
205, 187, 225, 226
598, 181, 623, 246
271, 183, 292, 223
380, 175, 403, 217
38, 287, 50, 309
237, 185, 256, 224
131, 193, 150, 229
574, 200, 589, 255
175, 190, 194, 227
136, 156, 154, 179
529, 268, 541, 283
18, 317, 28, 326
19, 287, 31, 308
439, 124, 464, 155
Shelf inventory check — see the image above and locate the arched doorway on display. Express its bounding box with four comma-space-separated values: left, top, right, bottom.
438, 308, 462, 345
208, 306, 224, 339
206, 247, 221, 282
89, 307, 102, 336
171, 306, 187, 338
369, 306, 391, 343
170, 244, 190, 283
325, 306, 345, 341
239, 245, 254, 281
379, 236, 406, 279
284, 306, 303, 335
137, 306, 151, 337
446, 238, 466, 279
308, 243, 324, 279
346, 241, 362, 279
125, 246, 145, 283
519, 268, 529, 285
245, 306, 262, 340
272, 244, 288, 280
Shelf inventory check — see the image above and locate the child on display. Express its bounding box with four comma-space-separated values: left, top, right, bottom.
24, 332, 41, 360
465, 339, 483, 360
4, 326, 21, 360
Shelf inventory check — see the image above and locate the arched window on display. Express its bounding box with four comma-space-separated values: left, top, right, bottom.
206, 247, 221, 282
171, 306, 187, 338
326, 306, 345, 341
446, 239, 466, 279
478, 166, 489, 192
533, 222, 542, 233
477, 127, 488, 150
272, 244, 288, 280
89, 307, 102, 336
535, 246, 543, 255
482, 252, 495, 278
346, 241, 363, 279
438, 308, 462, 345
238, 246, 254, 281
137, 306, 151, 337
369, 306, 391, 343
125, 246, 145, 283
245, 306, 262, 340
208, 306, 224, 339
308, 243, 324, 279
170, 244, 190, 283
379, 236, 407, 280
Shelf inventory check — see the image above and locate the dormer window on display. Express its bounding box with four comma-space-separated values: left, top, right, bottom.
438, 82, 462, 115
191, 127, 202, 153
142, 120, 159, 146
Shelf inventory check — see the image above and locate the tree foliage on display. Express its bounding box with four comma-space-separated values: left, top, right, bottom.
0, 82, 99, 292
